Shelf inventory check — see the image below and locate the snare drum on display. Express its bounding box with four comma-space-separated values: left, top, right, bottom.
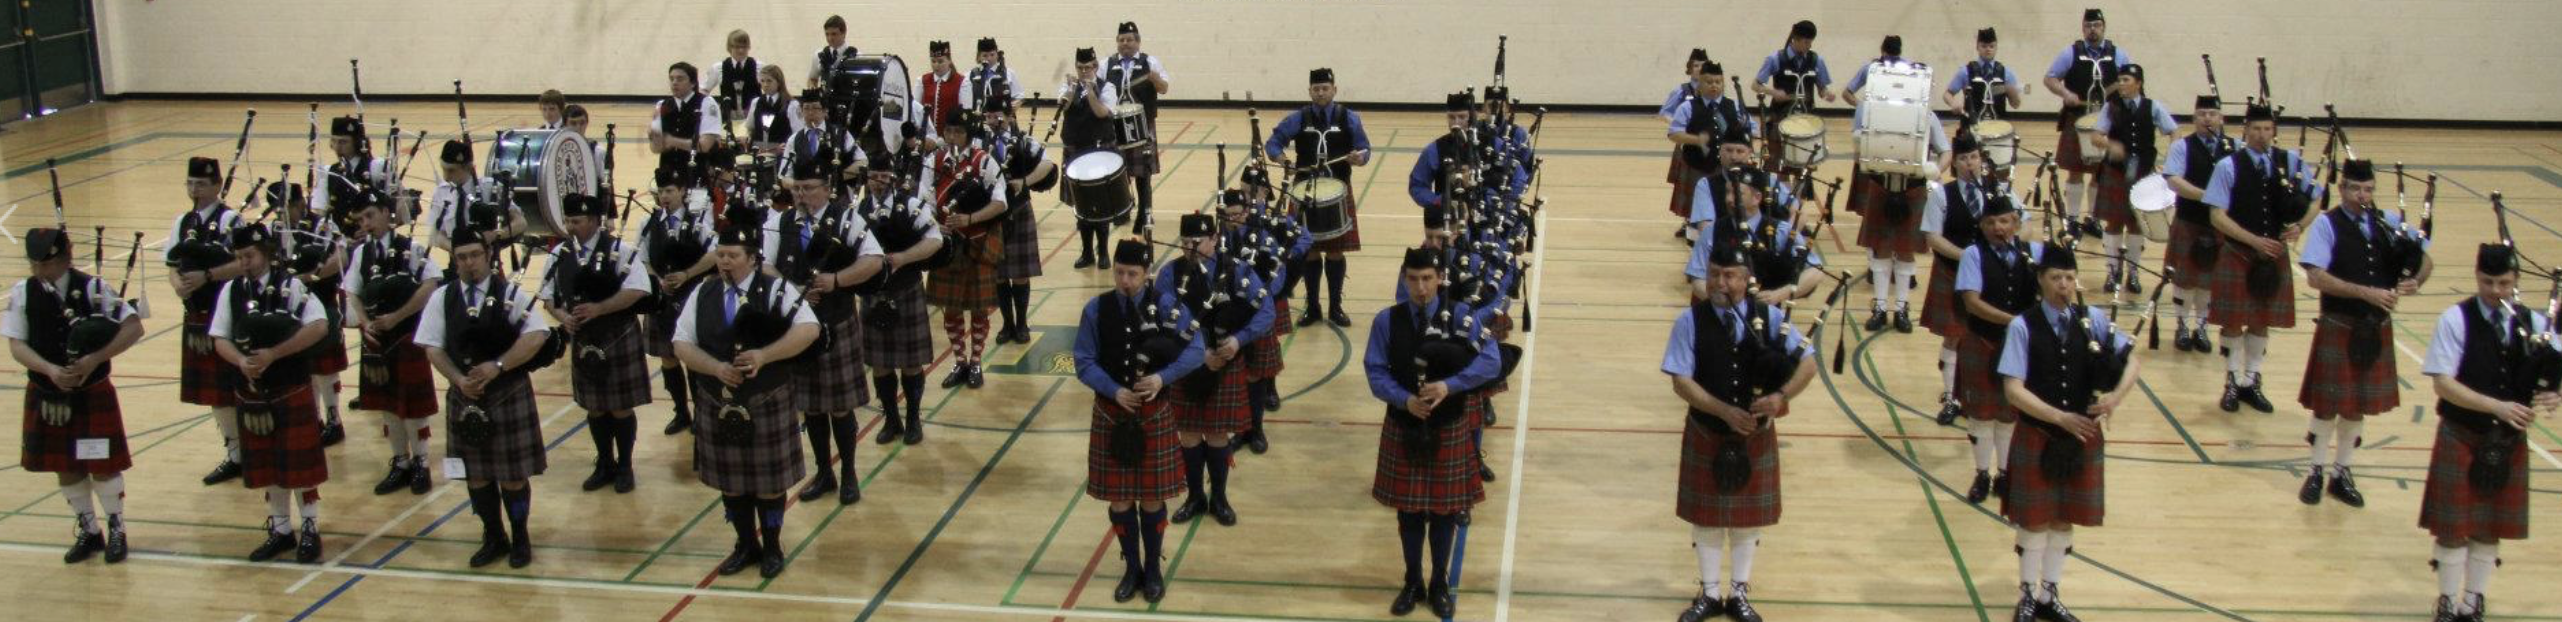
2130, 174, 2176, 243
1288, 177, 1352, 241
1778, 114, 1828, 168
484, 129, 595, 238
2073, 114, 2105, 165
1064, 151, 1132, 223
1973, 120, 2019, 169
1110, 102, 1150, 148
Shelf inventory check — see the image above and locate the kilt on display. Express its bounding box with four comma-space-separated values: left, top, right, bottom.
646, 279, 703, 358
236, 387, 329, 490
1957, 334, 2015, 422
19, 381, 131, 474
2054, 113, 2098, 175
2207, 246, 2297, 329
1088, 396, 1184, 503
863, 287, 935, 369
355, 334, 440, 419
997, 209, 1044, 281
1248, 335, 1285, 382
180, 311, 235, 407
568, 319, 655, 413
2165, 220, 2217, 288
2000, 420, 2106, 529
1172, 361, 1253, 435
2297, 317, 2400, 415
926, 234, 1002, 309
1668, 158, 1704, 220
691, 381, 806, 496
1851, 174, 1929, 256
2417, 420, 2530, 540
2092, 167, 2136, 229
1268, 298, 1296, 337
1372, 396, 1486, 514
1309, 195, 1362, 254
797, 313, 871, 413
311, 325, 351, 375
444, 376, 547, 482
1676, 414, 1782, 528
1921, 261, 1963, 338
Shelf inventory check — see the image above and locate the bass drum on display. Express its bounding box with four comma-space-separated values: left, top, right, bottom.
826, 54, 918, 157
1853, 63, 1938, 180
484, 129, 595, 238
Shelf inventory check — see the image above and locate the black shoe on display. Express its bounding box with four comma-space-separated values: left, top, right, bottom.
2298, 470, 2326, 505
664, 414, 692, 435
2434, 596, 2462, 622
249, 530, 295, 562
2240, 377, 2275, 413
1169, 496, 1205, 524
1865, 309, 1888, 332
1728, 582, 1762, 622
1297, 310, 1324, 328
715, 543, 761, 576
1209, 496, 1238, 526
1677, 590, 1724, 622
410, 459, 434, 494
799, 471, 838, 503
2327, 468, 2366, 507
508, 541, 533, 569
876, 416, 903, 445
967, 364, 986, 389
582, 463, 615, 492
2219, 376, 2243, 413
1113, 570, 1142, 603
902, 418, 925, 445
1427, 583, 1456, 619
1480, 461, 1499, 482
2012, 593, 2042, 622
940, 366, 969, 389
1992, 472, 2010, 500
1457, 510, 1473, 526
202, 460, 243, 486
839, 479, 862, 506
1329, 308, 1353, 327
1390, 582, 1425, 616
295, 526, 322, 564
615, 466, 637, 494
1141, 568, 1167, 603
2465, 593, 2487, 622
374, 459, 414, 495
1074, 254, 1097, 269
2126, 271, 2144, 295
2102, 270, 2122, 295
1893, 308, 1915, 333
102, 530, 126, 564
63, 530, 103, 564
1244, 429, 1270, 455
1258, 391, 1282, 412
758, 553, 787, 579
2040, 590, 2083, 622
319, 420, 347, 447
1967, 470, 1992, 504
468, 536, 509, 568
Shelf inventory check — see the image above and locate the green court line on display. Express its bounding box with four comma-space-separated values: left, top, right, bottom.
1147, 509, 1210, 612
1846, 324, 1991, 622
0, 509, 718, 560
620, 499, 722, 582
850, 377, 1065, 622
2131, 378, 2217, 464
752, 352, 985, 591
998, 485, 1088, 606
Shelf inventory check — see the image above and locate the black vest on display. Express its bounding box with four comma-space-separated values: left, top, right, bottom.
642, 208, 710, 278
689, 274, 794, 398
858, 194, 930, 291
1171, 255, 1259, 341
549, 235, 640, 324
1381, 299, 1479, 421
2174, 133, 2233, 224
716, 58, 762, 114
771, 204, 861, 316
21, 273, 114, 389
750, 95, 795, 145
1059, 84, 1111, 152
175, 206, 234, 312
1680, 96, 1746, 171
1767, 50, 1822, 108
2440, 299, 2534, 430
440, 275, 525, 369
2222, 149, 2295, 238
1104, 54, 1159, 111
1092, 286, 1182, 387
1967, 242, 2039, 341
1292, 104, 1356, 180
2061, 40, 2121, 101
661, 94, 707, 140
2316, 209, 2399, 318
1938, 180, 1991, 250
2105, 97, 2160, 176
1959, 60, 2011, 124
969, 64, 1013, 108
2021, 305, 2098, 414
816, 46, 852, 78
1710, 215, 1803, 290
222, 274, 313, 393
1683, 300, 1783, 433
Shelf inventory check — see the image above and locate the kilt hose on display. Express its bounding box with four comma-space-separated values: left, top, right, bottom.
1372, 395, 1487, 514
2207, 245, 2297, 329
444, 375, 548, 482
19, 380, 131, 474
2417, 420, 2530, 541
690, 380, 806, 497
567, 319, 655, 413
236, 385, 328, 490
1088, 395, 1184, 503
2001, 419, 2106, 529
1675, 414, 1783, 528
2297, 316, 2400, 416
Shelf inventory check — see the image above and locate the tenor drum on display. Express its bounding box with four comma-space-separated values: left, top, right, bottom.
484, 129, 594, 238
825, 55, 917, 156
1974, 120, 2019, 170
1778, 114, 1828, 168
2073, 114, 2105, 165
2130, 174, 2176, 243
1064, 151, 1132, 223
1111, 102, 1151, 149
1289, 177, 1352, 241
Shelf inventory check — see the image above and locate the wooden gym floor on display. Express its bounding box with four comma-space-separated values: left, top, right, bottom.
0, 100, 2557, 621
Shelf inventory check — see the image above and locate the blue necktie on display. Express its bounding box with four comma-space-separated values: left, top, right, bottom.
724, 287, 740, 323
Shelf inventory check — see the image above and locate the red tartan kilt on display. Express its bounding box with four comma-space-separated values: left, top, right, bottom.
354, 336, 439, 419
1173, 362, 1253, 435
237, 387, 329, 490
1676, 415, 1782, 528
2093, 167, 2136, 228
1668, 159, 1703, 219
1922, 262, 1963, 338
1310, 196, 1362, 254
2297, 319, 2400, 415
180, 312, 236, 407
1851, 176, 1929, 255
311, 330, 351, 374
2055, 113, 2099, 175
1268, 298, 1295, 337
1957, 334, 2015, 422
926, 235, 1003, 309
1088, 396, 1183, 503
2418, 421, 2530, 540
2208, 246, 2296, 329
19, 380, 131, 474
2000, 421, 2106, 529
1248, 335, 1285, 381
2165, 221, 2217, 287
1372, 397, 1486, 514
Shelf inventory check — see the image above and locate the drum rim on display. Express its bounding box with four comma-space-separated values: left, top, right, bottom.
1065, 151, 1128, 180
1287, 177, 1350, 200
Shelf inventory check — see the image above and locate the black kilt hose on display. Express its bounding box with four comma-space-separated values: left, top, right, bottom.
180, 311, 236, 407
2298, 316, 2399, 415
236, 386, 328, 489
997, 207, 1044, 281
2165, 221, 2217, 288
863, 287, 935, 369
1850, 173, 1929, 256
1373, 395, 1487, 514
1676, 413, 1783, 528
1173, 359, 1254, 435
1921, 261, 1963, 339
566, 318, 655, 412
1957, 334, 2015, 422
1089, 396, 1184, 503
926, 234, 1003, 309
20, 381, 132, 474
444, 374, 547, 482
2208, 245, 2296, 329
692, 379, 806, 496
797, 311, 870, 413
2418, 419, 2530, 541
2001, 419, 2106, 529
355, 333, 440, 419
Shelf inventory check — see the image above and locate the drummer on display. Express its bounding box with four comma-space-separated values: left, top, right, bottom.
710, 30, 764, 123
781, 88, 864, 194
1665, 58, 1753, 242
2041, 8, 2134, 236
1942, 28, 2023, 142
653, 62, 727, 157
423, 140, 526, 252
1263, 68, 1373, 328
1057, 47, 1124, 269
1106, 21, 1171, 236
537, 90, 568, 131
740, 66, 802, 158
1752, 20, 1837, 173
2091, 64, 2180, 297
1845, 36, 1951, 335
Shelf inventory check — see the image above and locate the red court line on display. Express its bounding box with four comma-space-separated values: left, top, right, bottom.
1036, 121, 1198, 267
1051, 523, 1120, 621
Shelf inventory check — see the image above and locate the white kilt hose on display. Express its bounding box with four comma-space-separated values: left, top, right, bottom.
798, 311, 871, 413
566, 317, 655, 412
691, 378, 807, 496
445, 374, 548, 482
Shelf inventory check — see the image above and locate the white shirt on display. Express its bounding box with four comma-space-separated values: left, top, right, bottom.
1, 274, 137, 340
341, 233, 439, 297
538, 232, 652, 303
649, 93, 727, 137
424, 180, 527, 242
413, 276, 550, 349
671, 274, 818, 345
762, 205, 887, 264
635, 204, 719, 272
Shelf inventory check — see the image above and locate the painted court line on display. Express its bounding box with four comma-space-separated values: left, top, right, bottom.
284, 402, 579, 594
1489, 207, 1548, 622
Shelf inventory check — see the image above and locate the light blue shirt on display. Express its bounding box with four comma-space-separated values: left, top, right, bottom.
2044, 42, 2134, 80
1364, 298, 1503, 405
2202, 147, 2323, 211
2297, 208, 2423, 271
1661, 302, 1806, 376
1684, 214, 1820, 280
1955, 241, 2045, 294
2422, 300, 2561, 377
1997, 303, 2122, 380
1072, 289, 1208, 396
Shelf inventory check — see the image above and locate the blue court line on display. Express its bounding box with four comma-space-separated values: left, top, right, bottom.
288, 414, 594, 621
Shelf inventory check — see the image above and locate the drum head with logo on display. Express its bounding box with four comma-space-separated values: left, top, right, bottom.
484, 129, 594, 238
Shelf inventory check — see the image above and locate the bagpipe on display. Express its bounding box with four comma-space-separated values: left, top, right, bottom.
445, 267, 561, 448
45, 190, 151, 394
1168, 225, 1268, 401
708, 254, 817, 446
538, 191, 647, 378
2473, 193, 2562, 490
852, 168, 948, 312
1101, 278, 1197, 464
1400, 252, 1494, 459
644, 152, 715, 281
1707, 300, 1808, 491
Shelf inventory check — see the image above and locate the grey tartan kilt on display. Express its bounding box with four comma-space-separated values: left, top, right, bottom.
998, 209, 1044, 281
798, 312, 871, 413
569, 317, 655, 412
691, 379, 807, 496
862, 287, 935, 369
445, 375, 548, 482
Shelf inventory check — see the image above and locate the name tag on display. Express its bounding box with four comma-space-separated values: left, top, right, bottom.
442, 457, 468, 481
75, 439, 110, 461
